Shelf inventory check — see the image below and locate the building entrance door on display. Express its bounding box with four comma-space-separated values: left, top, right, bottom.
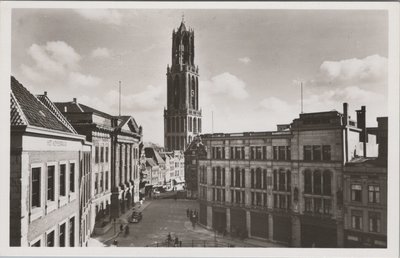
212, 209, 226, 233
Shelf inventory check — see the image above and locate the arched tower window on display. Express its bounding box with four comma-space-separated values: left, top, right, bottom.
173, 75, 179, 109
191, 76, 196, 109
176, 117, 180, 133
193, 117, 197, 134
171, 117, 175, 132
196, 77, 199, 110
198, 118, 201, 133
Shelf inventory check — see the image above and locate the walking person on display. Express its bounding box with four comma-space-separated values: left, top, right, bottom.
186, 208, 189, 218
174, 236, 179, 247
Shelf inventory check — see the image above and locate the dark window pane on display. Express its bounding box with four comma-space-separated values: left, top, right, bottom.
304, 146, 312, 161
32, 168, 41, 208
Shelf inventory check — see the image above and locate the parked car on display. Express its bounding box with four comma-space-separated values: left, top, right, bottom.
129, 211, 143, 223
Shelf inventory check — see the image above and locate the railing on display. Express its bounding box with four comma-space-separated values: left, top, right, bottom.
146, 240, 234, 247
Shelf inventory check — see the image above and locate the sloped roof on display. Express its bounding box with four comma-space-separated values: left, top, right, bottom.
115, 115, 140, 133
146, 158, 157, 167
10, 77, 75, 133
145, 147, 165, 165
37, 95, 77, 133
54, 101, 113, 119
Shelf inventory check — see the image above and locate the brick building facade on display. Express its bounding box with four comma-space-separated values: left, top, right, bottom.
190, 103, 383, 247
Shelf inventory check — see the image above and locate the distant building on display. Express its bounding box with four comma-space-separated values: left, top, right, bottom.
185, 136, 207, 198
164, 19, 202, 151
190, 103, 383, 247
343, 117, 387, 248
10, 77, 90, 247
144, 146, 166, 188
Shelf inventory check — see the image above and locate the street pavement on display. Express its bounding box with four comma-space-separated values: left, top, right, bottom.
108, 198, 284, 248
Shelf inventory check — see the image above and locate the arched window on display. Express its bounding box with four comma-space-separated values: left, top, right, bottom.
189, 117, 192, 132
235, 167, 241, 187
176, 137, 180, 151
287, 170, 291, 192
323, 170, 331, 196
191, 76, 196, 109
314, 170, 322, 194
279, 169, 286, 191
251, 168, 255, 188
216, 167, 221, 186
256, 168, 262, 189
176, 117, 180, 133
196, 77, 199, 110
171, 117, 175, 132
181, 117, 184, 132
241, 169, 245, 188
304, 170, 312, 194
193, 117, 197, 134
198, 118, 201, 133
173, 76, 180, 109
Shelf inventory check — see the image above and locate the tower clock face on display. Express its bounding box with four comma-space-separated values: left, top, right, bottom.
191, 90, 195, 96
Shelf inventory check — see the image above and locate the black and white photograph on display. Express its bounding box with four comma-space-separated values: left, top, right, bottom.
0, 1, 399, 257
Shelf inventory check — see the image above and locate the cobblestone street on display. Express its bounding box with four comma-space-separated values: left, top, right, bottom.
105, 198, 284, 248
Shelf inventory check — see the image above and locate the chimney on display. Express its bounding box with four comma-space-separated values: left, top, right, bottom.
356, 106, 367, 157
342, 102, 348, 126
44, 91, 47, 96
73, 98, 77, 103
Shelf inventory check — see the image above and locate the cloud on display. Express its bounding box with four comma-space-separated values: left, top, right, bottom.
312, 54, 387, 87
20, 41, 101, 90
68, 72, 101, 88
202, 72, 249, 100
105, 84, 164, 112
238, 57, 251, 64
74, 9, 123, 25
91, 47, 111, 58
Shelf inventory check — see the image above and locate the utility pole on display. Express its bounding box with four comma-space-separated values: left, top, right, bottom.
212, 111, 214, 134
119, 81, 122, 116
301, 81, 303, 114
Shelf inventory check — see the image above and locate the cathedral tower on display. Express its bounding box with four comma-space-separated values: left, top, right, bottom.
164, 18, 202, 151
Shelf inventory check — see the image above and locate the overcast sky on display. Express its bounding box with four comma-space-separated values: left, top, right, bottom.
11, 9, 388, 145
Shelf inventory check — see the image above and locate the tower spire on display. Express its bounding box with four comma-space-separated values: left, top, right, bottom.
182, 12, 185, 23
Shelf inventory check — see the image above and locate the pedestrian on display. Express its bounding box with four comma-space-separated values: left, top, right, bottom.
167, 232, 172, 243
186, 208, 189, 218
113, 239, 118, 246
190, 209, 193, 218
174, 236, 179, 247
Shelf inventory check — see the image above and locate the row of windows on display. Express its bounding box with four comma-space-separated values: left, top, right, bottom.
94, 146, 109, 163
273, 194, 291, 210
210, 145, 329, 161
351, 211, 381, 233
272, 146, 291, 161
94, 171, 109, 194
251, 168, 268, 190
273, 170, 291, 192
212, 167, 226, 186
304, 170, 332, 196
304, 197, 332, 215
167, 135, 191, 151
304, 145, 331, 161
31, 217, 75, 247
351, 184, 380, 203
31, 162, 75, 209
167, 116, 202, 134
251, 191, 268, 207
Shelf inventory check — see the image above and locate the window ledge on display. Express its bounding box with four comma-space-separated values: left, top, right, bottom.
30, 207, 43, 222
46, 201, 57, 214
59, 196, 68, 207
